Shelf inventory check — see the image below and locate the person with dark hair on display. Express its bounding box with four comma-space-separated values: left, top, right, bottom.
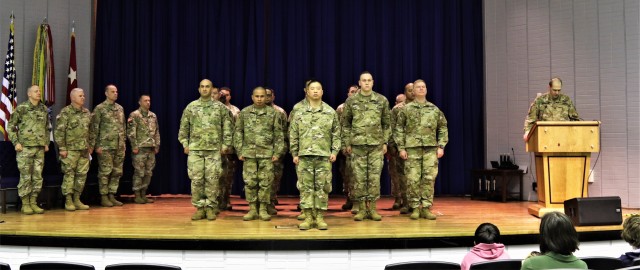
127, 94, 160, 204
619, 215, 640, 266
265, 88, 288, 216
460, 223, 510, 270
336, 85, 359, 213
523, 77, 580, 141
521, 212, 587, 270
217, 86, 240, 212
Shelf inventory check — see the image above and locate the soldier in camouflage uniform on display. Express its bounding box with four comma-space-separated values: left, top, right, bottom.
234, 87, 285, 222
217, 87, 240, 211
265, 88, 288, 215
8, 85, 50, 215
336, 85, 358, 212
523, 77, 580, 140
127, 94, 160, 204
389, 83, 414, 213
55, 88, 91, 211
179, 79, 233, 221
288, 80, 311, 220
290, 80, 341, 230
342, 71, 391, 221
90, 85, 126, 207
394, 80, 448, 220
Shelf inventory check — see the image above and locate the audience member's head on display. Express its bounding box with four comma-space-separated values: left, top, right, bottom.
474, 223, 501, 245
622, 215, 640, 249
539, 212, 580, 255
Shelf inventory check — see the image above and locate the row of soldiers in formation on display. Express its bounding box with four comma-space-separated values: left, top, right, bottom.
178, 71, 449, 230
6, 71, 450, 230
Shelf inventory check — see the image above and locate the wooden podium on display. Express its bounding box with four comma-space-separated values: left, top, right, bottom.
525, 121, 600, 217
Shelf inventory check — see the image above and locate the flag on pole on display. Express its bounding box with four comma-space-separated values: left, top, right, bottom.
1, 14, 17, 141
66, 25, 77, 105
32, 22, 55, 106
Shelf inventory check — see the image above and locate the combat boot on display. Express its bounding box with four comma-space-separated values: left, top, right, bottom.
134, 190, 145, 204
101, 195, 113, 207
30, 193, 44, 214
142, 189, 154, 203
64, 194, 76, 211
315, 209, 328, 230
205, 206, 217, 221
368, 200, 382, 221
108, 193, 124, 206
191, 208, 205, 220
267, 200, 278, 215
353, 201, 367, 221
73, 193, 89, 210
259, 203, 271, 221
420, 207, 437, 220
392, 196, 402, 210
298, 209, 313, 230
20, 196, 33, 215
243, 203, 258, 221
350, 199, 360, 214
409, 207, 420, 220
341, 198, 352, 211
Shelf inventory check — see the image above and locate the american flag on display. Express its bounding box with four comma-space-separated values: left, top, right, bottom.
0, 14, 17, 141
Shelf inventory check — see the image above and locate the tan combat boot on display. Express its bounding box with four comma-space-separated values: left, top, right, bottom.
101, 195, 113, 207
420, 207, 437, 220
205, 206, 217, 221
109, 194, 123, 206
297, 207, 306, 220
369, 200, 382, 221
20, 196, 33, 215
191, 208, 205, 220
392, 196, 402, 210
73, 193, 89, 210
64, 194, 76, 211
259, 203, 271, 221
409, 207, 420, 220
353, 201, 367, 221
134, 190, 145, 204
350, 198, 360, 214
299, 209, 313, 230
243, 203, 258, 221
315, 209, 328, 230
30, 193, 44, 214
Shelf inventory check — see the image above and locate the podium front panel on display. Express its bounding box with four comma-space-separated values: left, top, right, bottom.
547, 156, 588, 204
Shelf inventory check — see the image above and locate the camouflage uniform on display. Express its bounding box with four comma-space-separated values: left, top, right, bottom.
270, 104, 288, 208
89, 101, 126, 200
342, 91, 391, 220
394, 101, 448, 218
219, 103, 240, 210
336, 103, 354, 207
288, 99, 308, 123
234, 105, 285, 219
523, 93, 580, 134
178, 98, 232, 212
127, 107, 160, 202
389, 102, 408, 209
55, 105, 91, 201
290, 101, 341, 230
7, 100, 49, 214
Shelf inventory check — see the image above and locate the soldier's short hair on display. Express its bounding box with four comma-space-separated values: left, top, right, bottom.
265, 88, 275, 94
360, 71, 372, 78
70, 88, 84, 96
220, 86, 231, 92
413, 79, 426, 87
253, 86, 266, 95
105, 84, 116, 93
307, 80, 322, 88
139, 94, 150, 101
549, 77, 562, 87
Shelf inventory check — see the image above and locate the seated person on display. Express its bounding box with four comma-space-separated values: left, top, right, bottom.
460, 223, 510, 270
521, 212, 587, 270
619, 214, 640, 267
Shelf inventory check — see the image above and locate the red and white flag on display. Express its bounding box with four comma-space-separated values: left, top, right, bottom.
66, 29, 77, 105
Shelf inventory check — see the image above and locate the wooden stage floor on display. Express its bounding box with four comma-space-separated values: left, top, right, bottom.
0, 196, 627, 250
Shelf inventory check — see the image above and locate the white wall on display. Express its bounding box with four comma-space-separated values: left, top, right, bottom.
484, 0, 640, 207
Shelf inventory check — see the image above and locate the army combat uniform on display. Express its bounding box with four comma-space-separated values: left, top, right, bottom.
219, 103, 240, 211
269, 104, 288, 215
290, 102, 341, 230
90, 100, 127, 207
8, 100, 49, 215
336, 102, 355, 212
523, 93, 580, 134
394, 101, 448, 220
55, 104, 92, 211
178, 98, 232, 220
341, 91, 391, 221
127, 107, 160, 204
389, 101, 408, 212
234, 104, 285, 221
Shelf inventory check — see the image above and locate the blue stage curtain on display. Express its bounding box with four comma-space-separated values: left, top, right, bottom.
94, 0, 484, 196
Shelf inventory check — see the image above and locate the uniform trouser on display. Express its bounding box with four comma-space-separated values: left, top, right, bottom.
60, 150, 90, 196
388, 144, 406, 198
188, 150, 221, 208
337, 152, 354, 199
404, 146, 439, 209
271, 159, 284, 200
132, 148, 156, 192
16, 146, 45, 197
219, 154, 237, 203
296, 156, 332, 210
351, 144, 383, 202
97, 148, 125, 195
242, 158, 273, 204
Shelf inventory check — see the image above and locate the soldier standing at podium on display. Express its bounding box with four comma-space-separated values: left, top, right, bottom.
523, 77, 580, 141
